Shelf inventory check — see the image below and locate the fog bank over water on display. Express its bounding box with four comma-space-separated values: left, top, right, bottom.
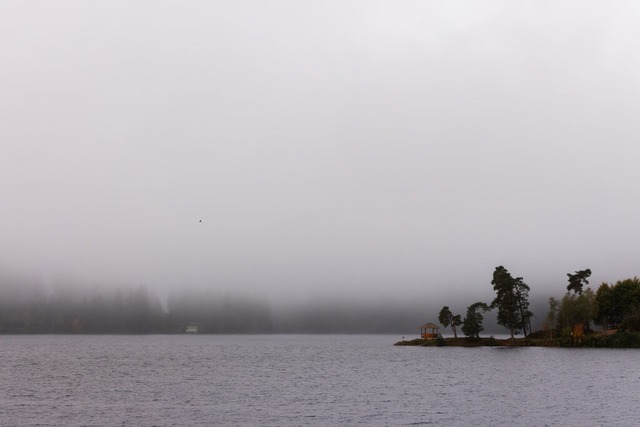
0, 267, 573, 334
2, 1, 640, 313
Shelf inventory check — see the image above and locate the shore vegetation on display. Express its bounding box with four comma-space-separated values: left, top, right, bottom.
403, 268, 640, 348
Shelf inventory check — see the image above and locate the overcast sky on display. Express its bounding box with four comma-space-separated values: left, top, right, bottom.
2, 1, 639, 305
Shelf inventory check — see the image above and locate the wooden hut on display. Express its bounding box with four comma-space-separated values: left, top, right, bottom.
420, 322, 440, 339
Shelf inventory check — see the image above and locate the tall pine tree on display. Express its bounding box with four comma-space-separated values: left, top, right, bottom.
491, 266, 531, 342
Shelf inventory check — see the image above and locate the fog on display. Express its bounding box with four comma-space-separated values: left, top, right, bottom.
2, 1, 639, 332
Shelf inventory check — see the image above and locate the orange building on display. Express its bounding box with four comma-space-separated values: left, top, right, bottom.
420, 322, 440, 339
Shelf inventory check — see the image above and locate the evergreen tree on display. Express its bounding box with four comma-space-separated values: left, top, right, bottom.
462, 302, 489, 339
491, 266, 531, 342
567, 269, 591, 295
514, 277, 533, 336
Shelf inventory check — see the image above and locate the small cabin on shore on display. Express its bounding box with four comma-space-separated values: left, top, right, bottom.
420, 322, 440, 339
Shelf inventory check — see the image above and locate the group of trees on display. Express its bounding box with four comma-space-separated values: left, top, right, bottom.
4, 266, 639, 337
0, 277, 443, 334
439, 265, 532, 341
545, 271, 640, 336
491, 266, 533, 340
596, 278, 640, 331
437, 266, 640, 341
0, 284, 168, 333
0, 282, 274, 334
462, 302, 490, 339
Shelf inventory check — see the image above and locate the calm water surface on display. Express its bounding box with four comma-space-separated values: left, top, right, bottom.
1, 335, 639, 426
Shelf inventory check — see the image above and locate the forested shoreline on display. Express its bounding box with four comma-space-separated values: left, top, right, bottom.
0, 279, 430, 334
3, 266, 640, 340
0, 284, 274, 334
402, 266, 640, 348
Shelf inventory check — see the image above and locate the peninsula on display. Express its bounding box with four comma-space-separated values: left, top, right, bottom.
396, 267, 640, 348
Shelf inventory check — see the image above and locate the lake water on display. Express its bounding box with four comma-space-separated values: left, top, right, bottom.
2, 335, 639, 426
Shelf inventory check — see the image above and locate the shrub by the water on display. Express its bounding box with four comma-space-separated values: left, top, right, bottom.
486, 336, 498, 346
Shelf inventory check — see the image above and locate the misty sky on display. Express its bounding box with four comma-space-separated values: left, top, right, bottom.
2, 1, 639, 305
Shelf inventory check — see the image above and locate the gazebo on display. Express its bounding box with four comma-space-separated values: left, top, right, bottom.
419, 322, 440, 339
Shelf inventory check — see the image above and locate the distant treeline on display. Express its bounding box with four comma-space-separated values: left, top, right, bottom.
0, 283, 274, 334
0, 279, 436, 334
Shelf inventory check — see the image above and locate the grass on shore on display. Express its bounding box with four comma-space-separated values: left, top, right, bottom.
395, 330, 640, 348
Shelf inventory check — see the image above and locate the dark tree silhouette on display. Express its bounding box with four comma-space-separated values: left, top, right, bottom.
567, 269, 592, 295
491, 266, 532, 342
462, 302, 490, 339
438, 306, 462, 338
